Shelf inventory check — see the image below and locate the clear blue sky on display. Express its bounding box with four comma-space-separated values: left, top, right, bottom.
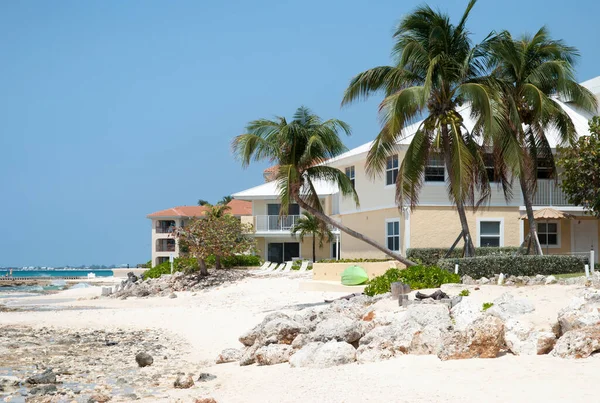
1, 0, 598, 267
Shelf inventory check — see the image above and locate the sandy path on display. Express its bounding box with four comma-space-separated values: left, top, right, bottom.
1, 277, 598, 402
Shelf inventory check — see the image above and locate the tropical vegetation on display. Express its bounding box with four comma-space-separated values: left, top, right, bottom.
290, 212, 333, 262
364, 266, 460, 296
488, 27, 598, 254
232, 106, 416, 266
558, 116, 600, 217
342, 0, 497, 257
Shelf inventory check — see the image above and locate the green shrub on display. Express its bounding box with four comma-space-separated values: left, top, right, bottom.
205, 254, 262, 268
143, 257, 199, 279
482, 302, 494, 311
407, 247, 521, 265
459, 289, 470, 297
364, 265, 461, 296
437, 255, 586, 278
317, 258, 392, 263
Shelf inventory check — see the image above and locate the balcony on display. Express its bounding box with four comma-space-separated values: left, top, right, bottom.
156, 220, 176, 234
254, 215, 300, 232
532, 180, 573, 207
156, 239, 176, 252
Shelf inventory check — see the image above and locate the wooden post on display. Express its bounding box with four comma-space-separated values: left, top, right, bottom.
391, 282, 402, 299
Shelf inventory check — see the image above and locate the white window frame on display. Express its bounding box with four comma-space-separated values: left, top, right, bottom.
537, 220, 561, 248
385, 155, 399, 187
385, 218, 401, 252
345, 166, 355, 188
476, 218, 504, 247
424, 153, 446, 184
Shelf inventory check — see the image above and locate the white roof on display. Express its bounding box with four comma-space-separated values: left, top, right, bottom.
582, 75, 600, 97
232, 178, 338, 200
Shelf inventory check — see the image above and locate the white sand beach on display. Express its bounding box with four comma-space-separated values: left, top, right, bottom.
2, 276, 600, 402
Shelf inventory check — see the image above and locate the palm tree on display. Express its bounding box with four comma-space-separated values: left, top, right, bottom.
197, 199, 210, 206
291, 212, 333, 262
341, 0, 498, 257
489, 28, 598, 254
220, 195, 233, 205
232, 106, 416, 266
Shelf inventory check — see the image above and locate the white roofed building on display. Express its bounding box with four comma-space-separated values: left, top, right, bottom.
232, 77, 600, 264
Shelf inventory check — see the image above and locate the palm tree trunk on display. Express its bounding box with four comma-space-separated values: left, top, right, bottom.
312, 236, 316, 263
294, 197, 416, 267
197, 257, 209, 276
456, 201, 476, 257
215, 255, 222, 270
519, 174, 543, 255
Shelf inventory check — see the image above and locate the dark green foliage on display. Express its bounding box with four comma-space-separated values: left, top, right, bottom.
318, 258, 392, 263
437, 255, 586, 278
364, 266, 461, 296
143, 257, 198, 279
557, 116, 600, 217
407, 247, 521, 265
205, 254, 262, 268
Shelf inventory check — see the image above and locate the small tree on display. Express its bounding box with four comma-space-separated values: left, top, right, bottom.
291, 212, 333, 262
558, 116, 600, 217
173, 213, 255, 276
197, 199, 210, 206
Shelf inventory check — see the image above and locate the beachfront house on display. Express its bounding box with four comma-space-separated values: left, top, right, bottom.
147, 200, 252, 266
231, 76, 600, 263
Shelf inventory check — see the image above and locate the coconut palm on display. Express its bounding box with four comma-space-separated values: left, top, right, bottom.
489, 27, 598, 254
232, 106, 416, 266
197, 199, 210, 206
291, 212, 333, 262
220, 195, 233, 205
341, 0, 498, 257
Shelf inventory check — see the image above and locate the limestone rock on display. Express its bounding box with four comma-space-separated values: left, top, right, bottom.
238, 312, 290, 346
291, 333, 310, 350
30, 384, 58, 395
0, 376, 20, 393
451, 298, 484, 331
194, 398, 218, 403
215, 348, 242, 364
255, 344, 293, 365
290, 341, 356, 368
26, 369, 57, 385
545, 275, 557, 285
551, 325, 600, 358
174, 374, 195, 389
311, 317, 362, 344
487, 293, 534, 321
239, 340, 261, 366
504, 319, 556, 355
438, 315, 505, 360
135, 352, 154, 367
557, 291, 600, 335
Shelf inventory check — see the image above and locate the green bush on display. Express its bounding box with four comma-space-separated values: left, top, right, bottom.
459, 289, 470, 297
364, 265, 461, 296
437, 255, 586, 278
407, 247, 521, 265
143, 257, 199, 279
482, 302, 494, 311
205, 254, 261, 268
318, 258, 392, 263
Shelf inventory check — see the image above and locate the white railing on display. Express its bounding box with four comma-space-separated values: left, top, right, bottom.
254, 215, 300, 232
532, 179, 572, 206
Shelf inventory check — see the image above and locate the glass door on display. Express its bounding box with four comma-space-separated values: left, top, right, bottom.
267, 242, 284, 263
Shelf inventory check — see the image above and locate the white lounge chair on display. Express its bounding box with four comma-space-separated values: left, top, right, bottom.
272, 263, 285, 272
282, 261, 293, 272
252, 261, 271, 272
297, 260, 309, 272
253, 261, 276, 274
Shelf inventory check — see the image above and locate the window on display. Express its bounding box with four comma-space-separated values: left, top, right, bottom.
478, 220, 502, 247
425, 154, 445, 182
386, 219, 400, 251
345, 166, 355, 188
484, 154, 496, 182
537, 158, 554, 179
538, 222, 559, 246
386, 155, 399, 186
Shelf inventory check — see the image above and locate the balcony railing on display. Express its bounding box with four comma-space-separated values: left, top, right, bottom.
156, 243, 176, 252
156, 226, 175, 234
532, 179, 573, 206
254, 215, 300, 232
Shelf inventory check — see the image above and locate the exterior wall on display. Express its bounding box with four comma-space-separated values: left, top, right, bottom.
254, 236, 333, 262
410, 206, 522, 249
150, 218, 183, 266
523, 215, 600, 257
313, 260, 405, 281
338, 207, 406, 259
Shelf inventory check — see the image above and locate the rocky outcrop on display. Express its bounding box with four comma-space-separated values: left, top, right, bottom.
551, 325, 600, 358
26, 369, 57, 385
290, 341, 356, 368
215, 348, 242, 364
486, 293, 535, 321
310, 317, 362, 344
451, 298, 484, 331
438, 315, 505, 360
504, 319, 556, 355
557, 291, 600, 335
255, 344, 293, 365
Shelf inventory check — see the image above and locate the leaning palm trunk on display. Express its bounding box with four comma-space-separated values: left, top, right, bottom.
455, 201, 476, 257
312, 236, 316, 263
519, 174, 543, 255
293, 197, 416, 267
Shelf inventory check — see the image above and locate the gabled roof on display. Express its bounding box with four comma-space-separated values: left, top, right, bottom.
147, 200, 252, 218
582, 75, 600, 98
232, 179, 338, 200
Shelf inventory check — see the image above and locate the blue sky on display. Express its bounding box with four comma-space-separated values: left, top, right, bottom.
0, 0, 598, 267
